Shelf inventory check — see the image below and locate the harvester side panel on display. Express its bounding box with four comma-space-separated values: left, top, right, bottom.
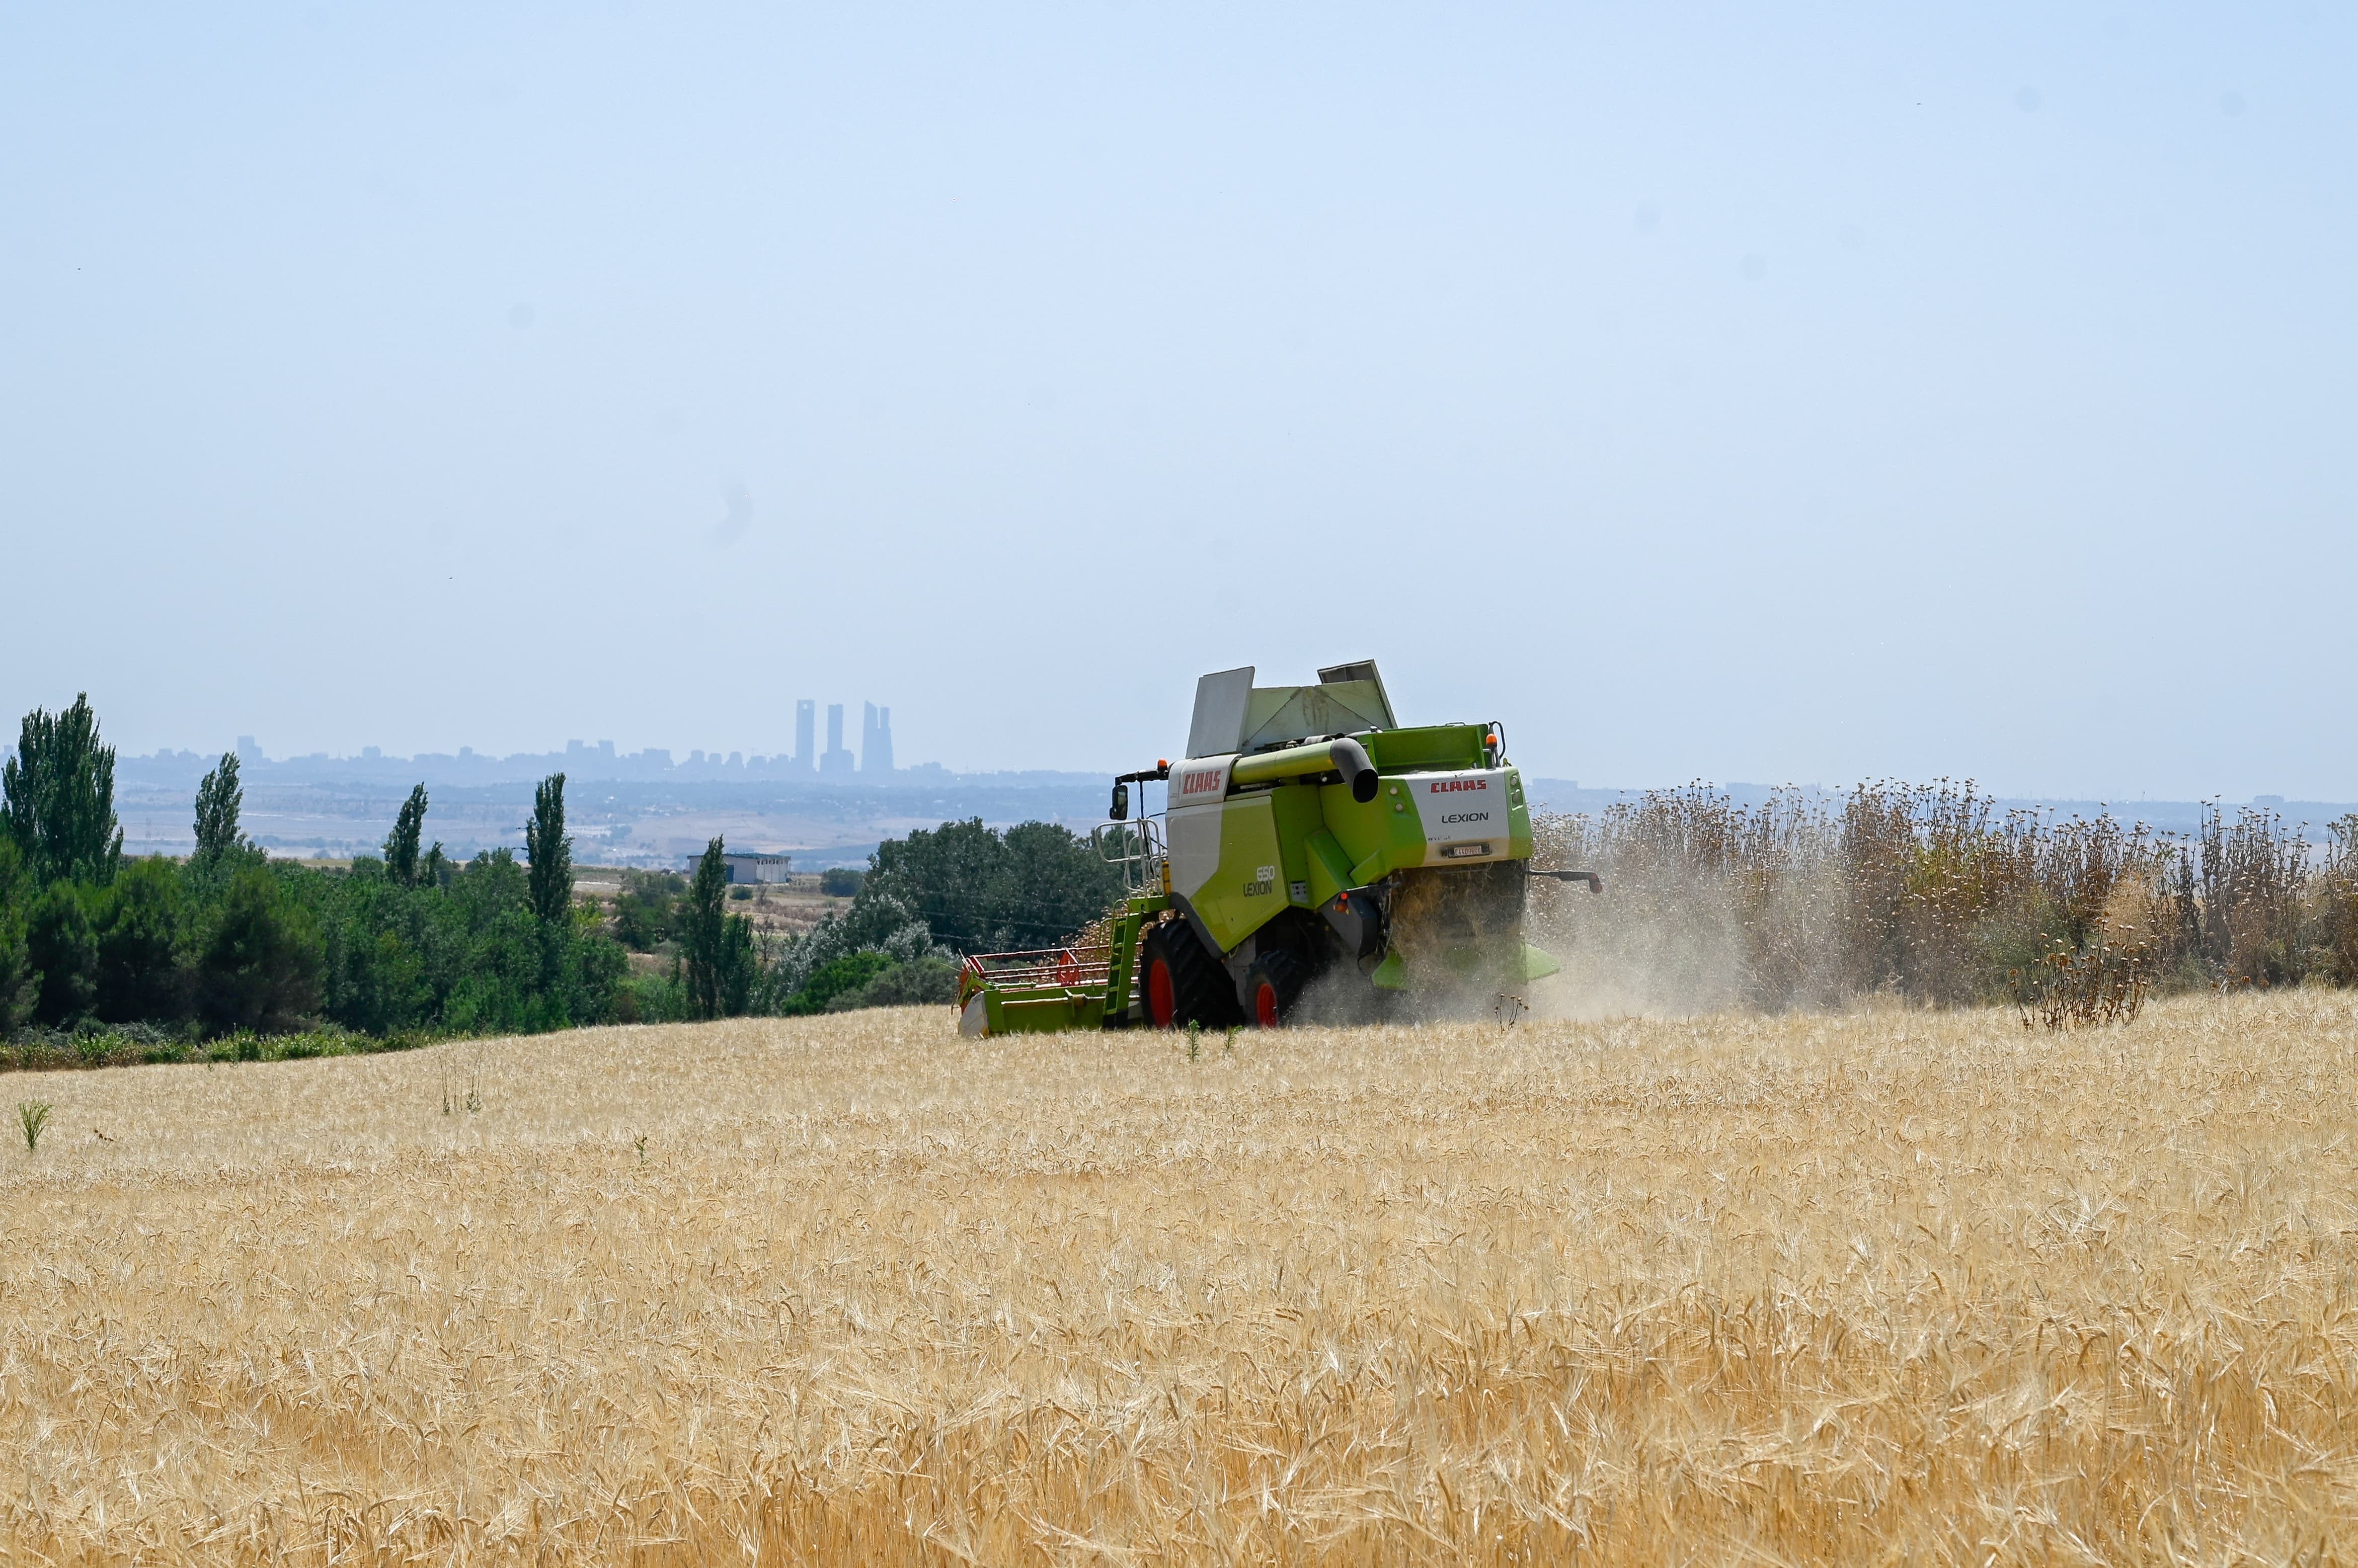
1172, 791, 1284, 954
1267, 785, 1327, 910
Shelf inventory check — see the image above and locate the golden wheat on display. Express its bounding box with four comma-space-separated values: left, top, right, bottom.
5, 992, 2357, 1562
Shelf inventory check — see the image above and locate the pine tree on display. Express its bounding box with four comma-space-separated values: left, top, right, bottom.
3, 694, 123, 886
384, 784, 428, 888
192, 752, 250, 866
526, 772, 572, 925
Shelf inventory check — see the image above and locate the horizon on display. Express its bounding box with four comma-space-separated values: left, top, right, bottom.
84, 730, 2355, 812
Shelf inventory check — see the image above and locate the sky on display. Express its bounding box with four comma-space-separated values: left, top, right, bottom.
3, 4, 2351, 798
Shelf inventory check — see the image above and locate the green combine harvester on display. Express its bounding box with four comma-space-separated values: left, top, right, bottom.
956, 661, 1600, 1036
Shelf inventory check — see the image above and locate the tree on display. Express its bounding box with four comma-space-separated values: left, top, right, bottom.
196, 866, 324, 1033
3, 693, 122, 886
384, 784, 428, 888
94, 856, 186, 1023
26, 882, 98, 1025
680, 837, 728, 1018
526, 772, 572, 926
192, 752, 251, 865
860, 817, 1123, 953
680, 836, 757, 1019
719, 913, 757, 1016
0, 839, 34, 1031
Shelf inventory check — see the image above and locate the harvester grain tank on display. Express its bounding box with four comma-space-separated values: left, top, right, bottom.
955, 661, 1599, 1036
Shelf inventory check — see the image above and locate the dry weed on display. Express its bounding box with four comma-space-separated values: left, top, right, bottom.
5, 995, 2357, 1562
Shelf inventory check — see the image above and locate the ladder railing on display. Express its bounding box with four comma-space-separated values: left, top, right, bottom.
1092, 818, 1166, 893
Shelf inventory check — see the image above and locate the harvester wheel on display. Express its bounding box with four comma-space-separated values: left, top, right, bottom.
1141, 920, 1238, 1029
1246, 950, 1305, 1029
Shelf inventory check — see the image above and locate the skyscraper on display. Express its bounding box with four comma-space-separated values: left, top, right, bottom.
861, 703, 895, 775
793, 699, 815, 775
820, 703, 855, 777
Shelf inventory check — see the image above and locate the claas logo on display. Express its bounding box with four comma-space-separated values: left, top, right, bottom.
1429, 779, 1489, 794
1181, 769, 1224, 796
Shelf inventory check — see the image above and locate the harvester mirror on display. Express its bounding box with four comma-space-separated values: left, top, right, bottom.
1109, 781, 1130, 820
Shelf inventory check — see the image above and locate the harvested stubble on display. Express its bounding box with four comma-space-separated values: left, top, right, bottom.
6, 996, 2358, 1562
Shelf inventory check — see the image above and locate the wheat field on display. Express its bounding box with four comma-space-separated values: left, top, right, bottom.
5, 993, 2357, 1563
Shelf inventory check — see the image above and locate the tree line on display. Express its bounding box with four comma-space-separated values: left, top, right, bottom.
1, 695, 1124, 1053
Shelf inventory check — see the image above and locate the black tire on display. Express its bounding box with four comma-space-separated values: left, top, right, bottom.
1141, 919, 1241, 1029
1245, 949, 1307, 1029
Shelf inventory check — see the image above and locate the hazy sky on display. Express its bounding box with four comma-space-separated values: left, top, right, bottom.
5, 4, 2350, 797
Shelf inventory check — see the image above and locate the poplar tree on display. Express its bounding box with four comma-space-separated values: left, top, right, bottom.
384, 785, 428, 887
681, 836, 730, 1018
192, 752, 251, 867
679, 836, 759, 1019
526, 773, 572, 925
3, 694, 122, 886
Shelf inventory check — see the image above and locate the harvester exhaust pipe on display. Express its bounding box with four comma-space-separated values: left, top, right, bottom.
1329, 737, 1380, 803
1228, 736, 1379, 801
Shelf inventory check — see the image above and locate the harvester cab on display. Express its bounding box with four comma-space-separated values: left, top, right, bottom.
955, 660, 1600, 1037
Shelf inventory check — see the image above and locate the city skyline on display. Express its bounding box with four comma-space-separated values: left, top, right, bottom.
83, 695, 924, 781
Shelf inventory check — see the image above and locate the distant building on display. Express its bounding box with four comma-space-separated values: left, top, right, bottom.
820, 703, 856, 777
792, 699, 816, 775
862, 703, 895, 775
718, 851, 793, 884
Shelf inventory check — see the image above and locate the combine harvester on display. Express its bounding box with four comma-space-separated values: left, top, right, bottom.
957, 661, 1600, 1035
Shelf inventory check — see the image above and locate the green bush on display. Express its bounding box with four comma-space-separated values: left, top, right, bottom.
610, 971, 687, 1025
784, 950, 894, 1015
842, 955, 959, 1010
613, 871, 684, 951
819, 867, 864, 897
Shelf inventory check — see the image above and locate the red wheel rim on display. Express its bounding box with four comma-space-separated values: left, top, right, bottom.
1147, 959, 1176, 1028
1254, 981, 1280, 1028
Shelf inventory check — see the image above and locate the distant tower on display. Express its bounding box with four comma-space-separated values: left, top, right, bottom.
862, 703, 894, 775
794, 700, 816, 775
820, 703, 855, 777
